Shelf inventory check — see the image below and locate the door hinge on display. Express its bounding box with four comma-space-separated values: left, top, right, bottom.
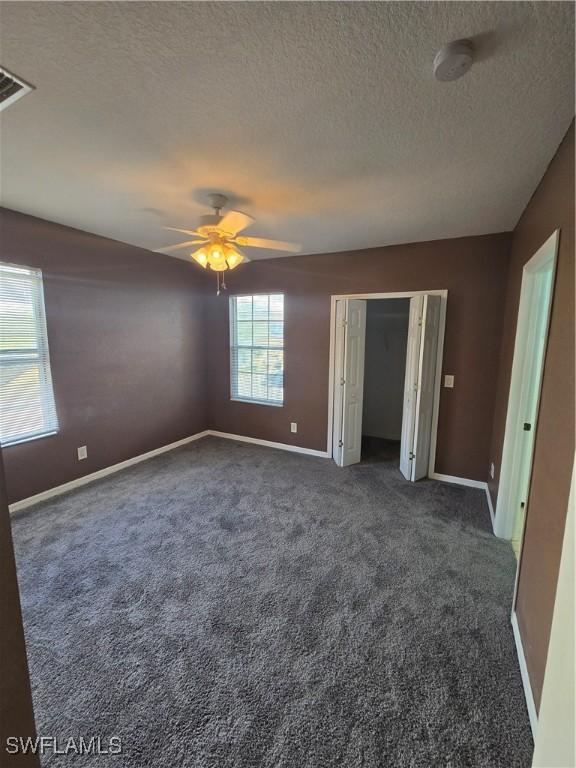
338, 440, 343, 448
340, 378, 345, 386
409, 452, 415, 460
520, 502, 525, 509
523, 422, 532, 431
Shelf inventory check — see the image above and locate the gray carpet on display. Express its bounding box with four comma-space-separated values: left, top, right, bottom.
12, 437, 533, 767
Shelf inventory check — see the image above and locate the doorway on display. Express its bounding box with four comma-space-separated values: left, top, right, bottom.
329, 291, 446, 480
495, 231, 559, 552
361, 299, 410, 466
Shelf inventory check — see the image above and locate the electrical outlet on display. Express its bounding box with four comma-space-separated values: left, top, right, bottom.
444, 374, 455, 388
290, 422, 298, 433
490, 462, 495, 480
77, 446, 87, 461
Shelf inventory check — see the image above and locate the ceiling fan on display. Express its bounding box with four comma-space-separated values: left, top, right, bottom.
156, 194, 301, 288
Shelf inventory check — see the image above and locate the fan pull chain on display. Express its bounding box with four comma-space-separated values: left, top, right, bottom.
216, 271, 228, 295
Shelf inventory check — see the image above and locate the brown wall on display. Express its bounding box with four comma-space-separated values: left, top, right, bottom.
0, 447, 40, 766
206, 232, 512, 481
0, 209, 208, 504
488, 122, 575, 709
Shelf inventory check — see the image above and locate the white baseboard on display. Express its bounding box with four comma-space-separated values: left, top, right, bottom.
485, 486, 496, 531
9, 431, 211, 513
511, 611, 538, 737
429, 472, 487, 490
8, 431, 489, 514
9, 429, 329, 512
207, 430, 330, 458
429, 473, 496, 529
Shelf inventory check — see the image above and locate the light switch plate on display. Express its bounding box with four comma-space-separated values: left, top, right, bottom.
290, 422, 298, 433
444, 375, 455, 388
77, 446, 87, 460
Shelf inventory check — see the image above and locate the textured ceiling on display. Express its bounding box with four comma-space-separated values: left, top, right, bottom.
1, 2, 574, 260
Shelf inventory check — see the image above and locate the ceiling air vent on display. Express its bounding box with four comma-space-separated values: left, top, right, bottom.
0, 66, 34, 111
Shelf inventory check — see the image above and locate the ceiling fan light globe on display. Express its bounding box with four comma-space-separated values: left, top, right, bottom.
226, 255, 242, 270
191, 248, 208, 268
224, 245, 245, 270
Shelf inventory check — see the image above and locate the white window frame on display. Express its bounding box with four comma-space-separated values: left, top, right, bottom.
229, 293, 284, 407
0, 262, 59, 447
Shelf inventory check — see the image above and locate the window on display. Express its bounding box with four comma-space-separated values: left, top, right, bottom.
0, 263, 58, 446
230, 294, 284, 406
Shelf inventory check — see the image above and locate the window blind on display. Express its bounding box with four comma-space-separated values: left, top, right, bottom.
0, 263, 59, 445
230, 294, 284, 406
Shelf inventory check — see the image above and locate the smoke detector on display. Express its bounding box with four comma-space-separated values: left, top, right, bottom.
433, 40, 474, 82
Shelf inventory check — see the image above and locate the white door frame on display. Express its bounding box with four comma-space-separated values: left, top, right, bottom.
531, 453, 575, 763
495, 230, 559, 541
495, 231, 559, 740
327, 290, 448, 477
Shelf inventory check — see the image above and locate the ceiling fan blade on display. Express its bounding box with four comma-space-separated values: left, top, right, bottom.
217, 210, 254, 236
155, 239, 207, 253
234, 236, 301, 253
163, 226, 204, 237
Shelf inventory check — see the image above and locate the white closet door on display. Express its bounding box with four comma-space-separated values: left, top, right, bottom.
338, 299, 367, 467
512, 267, 554, 548
412, 295, 441, 481
332, 300, 347, 465
400, 296, 424, 480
